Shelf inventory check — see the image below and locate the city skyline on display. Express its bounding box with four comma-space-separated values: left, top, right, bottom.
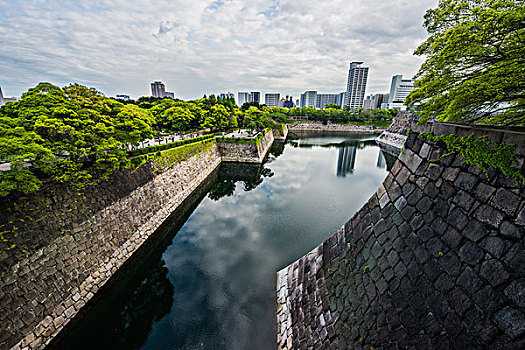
0, 0, 437, 100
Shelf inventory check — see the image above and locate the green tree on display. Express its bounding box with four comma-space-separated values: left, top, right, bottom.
406, 0, 525, 126
0, 83, 154, 196
161, 106, 195, 132
201, 104, 230, 130
243, 106, 275, 131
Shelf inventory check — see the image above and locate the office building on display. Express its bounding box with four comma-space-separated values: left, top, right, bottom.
300, 91, 317, 108
363, 95, 373, 110
251, 91, 260, 103
115, 94, 130, 101
317, 93, 342, 109
265, 93, 280, 107
0, 86, 17, 106
238, 92, 250, 106
344, 61, 368, 110
387, 75, 415, 110
165, 92, 175, 99
372, 94, 388, 109
151, 81, 166, 98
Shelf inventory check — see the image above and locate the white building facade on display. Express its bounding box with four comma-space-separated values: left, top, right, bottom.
344, 61, 369, 110
387, 75, 415, 110
265, 93, 280, 107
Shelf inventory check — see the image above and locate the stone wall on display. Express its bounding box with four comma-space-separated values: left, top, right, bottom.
273, 124, 289, 140
375, 111, 428, 157
217, 129, 274, 163
277, 123, 525, 349
288, 121, 386, 137
1, 144, 222, 350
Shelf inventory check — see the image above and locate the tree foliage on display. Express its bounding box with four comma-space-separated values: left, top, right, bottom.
0, 83, 154, 196
406, 0, 525, 126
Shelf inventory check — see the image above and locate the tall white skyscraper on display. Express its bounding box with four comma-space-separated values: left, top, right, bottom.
387, 75, 415, 110
344, 61, 369, 110
265, 93, 280, 107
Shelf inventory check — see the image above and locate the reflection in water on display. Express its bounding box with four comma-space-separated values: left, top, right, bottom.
377, 150, 386, 169
337, 146, 357, 176
270, 140, 285, 158
52, 134, 388, 350
208, 163, 274, 200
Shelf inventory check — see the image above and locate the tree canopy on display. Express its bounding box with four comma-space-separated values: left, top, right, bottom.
0, 82, 395, 197
0, 83, 154, 196
406, 0, 525, 126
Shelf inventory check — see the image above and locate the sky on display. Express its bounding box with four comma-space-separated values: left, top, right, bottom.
0, 0, 438, 101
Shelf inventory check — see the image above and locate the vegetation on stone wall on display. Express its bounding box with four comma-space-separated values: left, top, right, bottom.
131, 139, 216, 171
128, 134, 218, 156
420, 132, 525, 184
406, 0, 525, 126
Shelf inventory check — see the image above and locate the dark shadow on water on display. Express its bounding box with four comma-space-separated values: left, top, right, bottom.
208, 162, 274, 201
47, 170, 219, 350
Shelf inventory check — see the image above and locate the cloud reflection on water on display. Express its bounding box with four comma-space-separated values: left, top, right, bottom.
141, 135, 388, 350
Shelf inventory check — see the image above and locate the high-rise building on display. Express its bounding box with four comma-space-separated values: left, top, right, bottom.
387, 75, 415, 110
265, 93, 280, 107
363, 95, 373, 110
151, 81, 166, 98
0, 86, 17, 106
238, 92, 250, 106
300, 91, 317, 108
317, 93, 342, 109
250, 92, 260, 103
371, 94, 388, 109
344, 61, 369, 110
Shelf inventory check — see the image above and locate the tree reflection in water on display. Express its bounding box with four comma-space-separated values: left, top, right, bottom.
208, 163, 274, 200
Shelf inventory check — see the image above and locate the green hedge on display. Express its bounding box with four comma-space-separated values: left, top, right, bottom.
131, 139, 216, 169
128, 134, 218, 156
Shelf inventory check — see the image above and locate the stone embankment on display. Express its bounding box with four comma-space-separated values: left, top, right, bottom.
217, 129, 274, 163
277, 123, 525, 349
375, 111, 426, 157
1, 145, 223, 350
0, 126, 280, 350
288, 121, 386, 137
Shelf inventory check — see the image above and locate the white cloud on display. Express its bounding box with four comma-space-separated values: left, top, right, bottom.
0, 0, 438, 100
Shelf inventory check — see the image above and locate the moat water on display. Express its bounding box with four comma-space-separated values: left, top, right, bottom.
50, 133, 389, 350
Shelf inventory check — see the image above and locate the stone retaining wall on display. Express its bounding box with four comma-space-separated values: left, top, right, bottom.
273, 124, 288, 140
1, 144, 222, 350
277, 123, 525, 349
288, 121, 386, 136
217, 129, 274, 163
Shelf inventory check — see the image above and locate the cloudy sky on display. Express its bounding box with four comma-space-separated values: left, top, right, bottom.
0, 0, 438, 101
